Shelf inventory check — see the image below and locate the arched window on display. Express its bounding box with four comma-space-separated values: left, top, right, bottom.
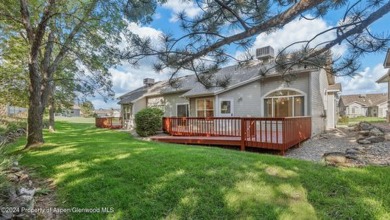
264, 90, 305, 117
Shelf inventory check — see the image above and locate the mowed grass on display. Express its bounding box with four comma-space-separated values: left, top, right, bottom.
54, 116, 95, 124
338, 116, 386, 126
7, 122, 390, 220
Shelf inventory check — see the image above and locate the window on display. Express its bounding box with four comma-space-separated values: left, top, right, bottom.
220, 100, 231, 114
177, 104, 189, 117
123, 104, 131, 120
264, 89, 304, 117
196, 98, 214, 117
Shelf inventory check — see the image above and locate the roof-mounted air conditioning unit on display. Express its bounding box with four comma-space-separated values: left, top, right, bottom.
143, 78, 155, 87
256, 46, 274, 61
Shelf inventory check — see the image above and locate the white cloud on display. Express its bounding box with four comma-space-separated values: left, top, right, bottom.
250, 17, 347, 58
162, 0, 202, 22
337, 63, 388, 95
126, 22, 162, 40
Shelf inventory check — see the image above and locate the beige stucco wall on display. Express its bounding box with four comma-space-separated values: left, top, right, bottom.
132, 97, 146, 116
162, 93, 189, 117
326, 92, 336, 129
217, 81, 262, 117
145, 93, 189, 117
260, 73, 310, 98
309, 69, 326, 135
378, 102, 388, 118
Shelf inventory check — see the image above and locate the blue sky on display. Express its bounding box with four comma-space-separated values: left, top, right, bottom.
92, 1, 390, 109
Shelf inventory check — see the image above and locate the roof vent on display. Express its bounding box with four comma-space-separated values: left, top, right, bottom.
256, 46, 274, 61
143, 78, 155, 87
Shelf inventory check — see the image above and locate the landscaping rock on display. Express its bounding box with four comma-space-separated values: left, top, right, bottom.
287, 125, 390, 167
366, 136, 385, 143
357, 139, 371, 144
346, 148, 359, 155
370, 127, 384, 136
354, 122, 386, 145
322, 152, 347, 164
358, 130, 370, 136
357, 122, 373, 131
18, 187, 35, 197
7, 173, 19, 182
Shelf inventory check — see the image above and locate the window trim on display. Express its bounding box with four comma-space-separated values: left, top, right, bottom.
195, 97, 215, 117
176, 103, 189, 117
219, 98, 234, 116
261, 88, 307, 117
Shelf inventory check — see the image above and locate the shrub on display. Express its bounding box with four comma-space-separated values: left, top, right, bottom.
338, 116, 349, 124
134, 108, 164, 137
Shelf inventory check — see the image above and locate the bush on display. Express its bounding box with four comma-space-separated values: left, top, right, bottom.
338, 116, 349, 124
134, 108, 164, 137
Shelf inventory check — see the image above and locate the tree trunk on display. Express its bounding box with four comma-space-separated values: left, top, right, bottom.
25, 63, 44, 148
48, 86, 55, 132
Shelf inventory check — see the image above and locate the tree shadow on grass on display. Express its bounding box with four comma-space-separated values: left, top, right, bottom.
10, 122, 390, 219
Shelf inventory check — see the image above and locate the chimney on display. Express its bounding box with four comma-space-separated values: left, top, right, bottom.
256, 46, 274, 63
143, 78, 155, 87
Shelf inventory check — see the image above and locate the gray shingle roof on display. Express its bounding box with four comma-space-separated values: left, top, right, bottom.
340, 93, 388, 107
118, 61, 323, 103
118, 86, 148, 104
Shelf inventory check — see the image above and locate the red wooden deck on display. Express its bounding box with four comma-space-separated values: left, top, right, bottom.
95, 117, 123, 129
152, 117, 312, 155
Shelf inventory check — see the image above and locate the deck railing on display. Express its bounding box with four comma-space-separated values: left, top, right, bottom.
162, 116, 311, 153
95, 117, 123, 129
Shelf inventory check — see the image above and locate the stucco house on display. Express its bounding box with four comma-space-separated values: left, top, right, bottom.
339, 93, 388, 118
118, 47, 341, 136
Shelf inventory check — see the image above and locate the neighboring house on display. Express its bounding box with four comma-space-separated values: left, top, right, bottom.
94, 108, 120, 117
376, 48, 390, 122
0, 104, 28, 117
119, 47, 341, 135
63, 105, 81, 117
339, 93, 388, 118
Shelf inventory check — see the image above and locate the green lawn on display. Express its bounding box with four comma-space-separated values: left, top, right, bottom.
338, 116, 386, 126
7, 122, 390, 219
53, 116, 95, 124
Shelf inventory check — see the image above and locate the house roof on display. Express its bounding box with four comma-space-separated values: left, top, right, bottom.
118, 86, 148, 104
118, 61, 328, 103
376, 69, 390, 83
94, 108, 120, 115
340, 93, 388, 107
384, 48, 390, 68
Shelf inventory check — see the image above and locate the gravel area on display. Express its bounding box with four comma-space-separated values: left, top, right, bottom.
286, 125, 390, 164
